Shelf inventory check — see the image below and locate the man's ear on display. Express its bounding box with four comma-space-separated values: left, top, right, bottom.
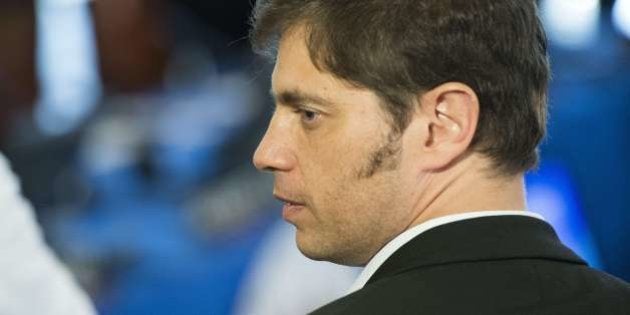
409, 82, 480, 171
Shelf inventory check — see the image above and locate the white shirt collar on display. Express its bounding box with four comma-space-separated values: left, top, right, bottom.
346, 210, 545, 295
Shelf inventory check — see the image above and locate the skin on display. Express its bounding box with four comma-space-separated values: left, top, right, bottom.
253, 25, 527, 266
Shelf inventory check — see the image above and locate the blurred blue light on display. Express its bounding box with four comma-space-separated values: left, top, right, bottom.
526, 162, 602, 268
541, 0, 601, 49
613, 0, 630, 39
35, 0, 102, 136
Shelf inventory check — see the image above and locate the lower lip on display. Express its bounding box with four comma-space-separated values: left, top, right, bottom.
282, 203, 305, 221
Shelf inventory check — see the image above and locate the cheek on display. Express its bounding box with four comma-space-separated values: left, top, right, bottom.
297, 125, 392, 218
303, 155, 355, 209
299, 147, 363, 220
304, 129, 367, 171
306, 156, 398, 223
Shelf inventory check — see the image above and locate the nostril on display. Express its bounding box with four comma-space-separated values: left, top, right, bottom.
261, 166, 278, 172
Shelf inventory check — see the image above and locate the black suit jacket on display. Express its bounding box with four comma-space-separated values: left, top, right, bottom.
311, 216, 630, 314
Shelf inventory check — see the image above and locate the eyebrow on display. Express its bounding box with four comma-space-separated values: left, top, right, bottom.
270, 89, 334, 108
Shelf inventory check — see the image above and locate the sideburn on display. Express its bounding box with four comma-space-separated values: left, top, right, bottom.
356, 131, 403, 179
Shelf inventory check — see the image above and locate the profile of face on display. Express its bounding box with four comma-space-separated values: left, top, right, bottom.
252, 26, 430, 266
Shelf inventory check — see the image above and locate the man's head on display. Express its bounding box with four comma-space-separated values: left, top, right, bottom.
251, 0, 549, 265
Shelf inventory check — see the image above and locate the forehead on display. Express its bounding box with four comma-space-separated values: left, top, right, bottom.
272, 27, 334, 95
271, 26, 382, 111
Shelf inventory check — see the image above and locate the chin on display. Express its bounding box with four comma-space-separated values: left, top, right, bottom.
295, 233, 367, 266
295, 234, 328, 261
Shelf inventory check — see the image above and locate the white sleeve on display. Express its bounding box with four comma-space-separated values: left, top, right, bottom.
0, 153, 97, 315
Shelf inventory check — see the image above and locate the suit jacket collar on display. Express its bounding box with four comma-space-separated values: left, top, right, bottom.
367, 216, 587, 286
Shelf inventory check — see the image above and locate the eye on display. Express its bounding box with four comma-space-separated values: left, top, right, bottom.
295, 108, 320, 124
302, 109, 318, 121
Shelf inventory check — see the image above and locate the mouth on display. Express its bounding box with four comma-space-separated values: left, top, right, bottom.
273, 193, 305, 206
273, 193, 306, 221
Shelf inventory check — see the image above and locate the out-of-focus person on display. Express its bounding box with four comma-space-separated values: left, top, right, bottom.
0, 152, 96, 315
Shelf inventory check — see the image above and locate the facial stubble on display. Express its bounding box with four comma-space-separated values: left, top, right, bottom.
322, 130, 405, 265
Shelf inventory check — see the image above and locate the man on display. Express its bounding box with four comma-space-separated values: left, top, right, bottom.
250, 0, 630, 314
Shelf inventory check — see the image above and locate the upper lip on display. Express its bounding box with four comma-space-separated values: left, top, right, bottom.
273, 193, 304, 205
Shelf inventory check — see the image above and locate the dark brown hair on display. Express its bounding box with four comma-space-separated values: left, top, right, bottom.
249, 0, 550, 175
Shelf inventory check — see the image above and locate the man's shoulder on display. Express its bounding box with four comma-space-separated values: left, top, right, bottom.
310, 259, 630, 315
311, 216, 630, 314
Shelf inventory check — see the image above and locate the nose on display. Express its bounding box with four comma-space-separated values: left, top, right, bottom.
252, 117, 296, 172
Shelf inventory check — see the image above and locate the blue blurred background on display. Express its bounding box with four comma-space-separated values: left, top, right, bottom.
0, 0, 628, 314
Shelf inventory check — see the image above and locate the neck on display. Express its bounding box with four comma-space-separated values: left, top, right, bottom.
406, 155, 527, 229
